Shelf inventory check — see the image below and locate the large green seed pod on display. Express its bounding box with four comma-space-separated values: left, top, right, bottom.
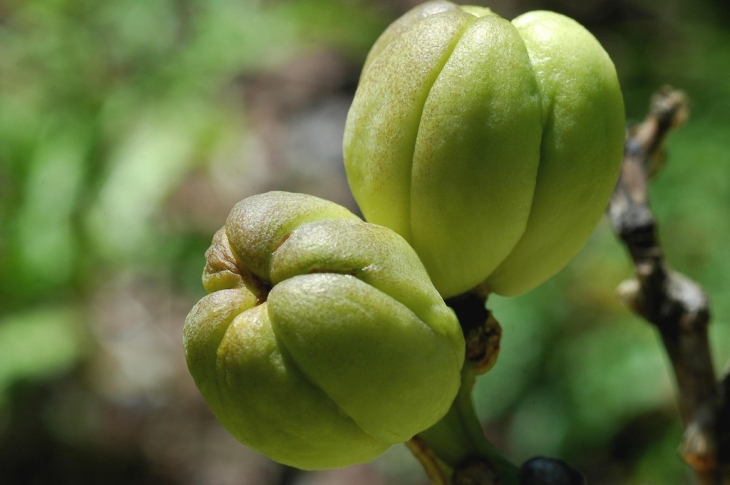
184, 191, 464, 470
344, 1, 625, 298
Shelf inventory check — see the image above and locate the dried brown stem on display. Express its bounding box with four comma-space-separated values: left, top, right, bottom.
406, 437, 450, 485
607, 86, 729, 484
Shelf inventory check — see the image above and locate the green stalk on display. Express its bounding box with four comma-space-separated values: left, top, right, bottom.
416, 362, 520, 484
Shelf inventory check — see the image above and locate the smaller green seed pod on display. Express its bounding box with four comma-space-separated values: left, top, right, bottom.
184, 191, 464, 470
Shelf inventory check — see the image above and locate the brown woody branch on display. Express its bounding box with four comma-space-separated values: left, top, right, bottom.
607, 86, 730, 484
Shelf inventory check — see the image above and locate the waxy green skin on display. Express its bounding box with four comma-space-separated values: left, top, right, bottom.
344, 1, 626, 298
184, 191, 464, 470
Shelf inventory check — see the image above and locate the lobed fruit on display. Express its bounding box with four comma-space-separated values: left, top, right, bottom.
344, 1, 625, 298
184, 191, 464, 470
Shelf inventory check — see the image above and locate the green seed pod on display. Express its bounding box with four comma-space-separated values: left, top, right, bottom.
184, 191, 464, 470
344, 1, 625, 298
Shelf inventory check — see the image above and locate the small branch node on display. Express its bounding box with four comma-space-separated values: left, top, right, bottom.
617, 277, 642, 313
681, 403, 719, 473
466, 313, 502, 375
650, 86, 689, 130
446, 293, 502, 376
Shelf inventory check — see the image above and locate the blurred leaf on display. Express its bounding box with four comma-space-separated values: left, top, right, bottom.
276, 0, 387, 58
85, 103, 209, 262
554, 319, 675, 442
11, 121, 89, 292
170, 0, 300, 83
633, 422, 689, 485
507, 387, 570, 460
476, 289, 557, 422
0, 307, 88, 404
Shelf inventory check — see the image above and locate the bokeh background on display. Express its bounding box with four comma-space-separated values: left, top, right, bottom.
1, 0, 729, 483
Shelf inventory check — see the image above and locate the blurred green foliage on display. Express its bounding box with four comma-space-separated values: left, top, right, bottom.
0, 0, 729, 484
0, 307, 87, 406
0, 0, 385, 304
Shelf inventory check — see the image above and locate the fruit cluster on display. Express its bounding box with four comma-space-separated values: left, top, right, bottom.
185, 0, 624, 471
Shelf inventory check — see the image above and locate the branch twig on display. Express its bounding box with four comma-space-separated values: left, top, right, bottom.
607, 86, 730, 484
